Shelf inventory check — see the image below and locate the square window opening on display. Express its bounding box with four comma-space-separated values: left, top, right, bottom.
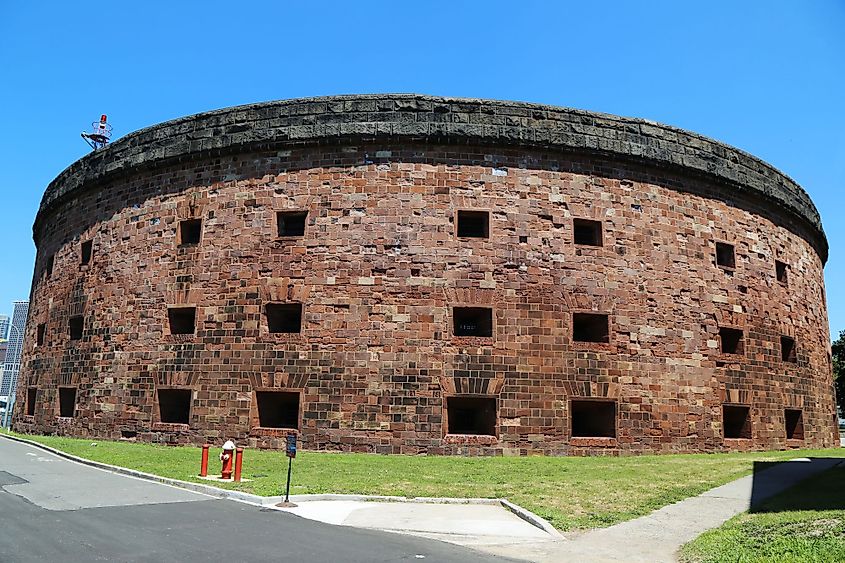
716, 242, 735, 268
58, 387, 76, 418
26, 388, 37, 416
723, 405, 751, 439
571, 400, 616, 438
781, 336, 797, 363
36, 323, 46, 346
69, 316, 84, 341
453, 307, 493, 337
81, 240, 93, 265
775, 260, 788, 284
256, 391, 300, 429
573, 219, 603, 247
785, 409, 804, 440
168, 307, 196, 335
157, 389, 191, 424
573, 313, 610, 343
457, 210, 489, 238
178, 219, 202, 245
266, 303, 303, 334
277, 211, 308, 237
719, 327, 743, 355
446, 397, 496, 436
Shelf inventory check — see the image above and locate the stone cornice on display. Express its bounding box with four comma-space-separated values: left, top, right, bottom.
36, 94, 827, 261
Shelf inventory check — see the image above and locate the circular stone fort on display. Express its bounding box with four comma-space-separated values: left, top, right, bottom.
13, 94, 837, 455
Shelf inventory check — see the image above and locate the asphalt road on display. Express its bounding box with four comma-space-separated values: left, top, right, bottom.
0, 437, 513, 562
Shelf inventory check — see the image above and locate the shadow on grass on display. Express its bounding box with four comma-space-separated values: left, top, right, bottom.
749, 459, 845, 513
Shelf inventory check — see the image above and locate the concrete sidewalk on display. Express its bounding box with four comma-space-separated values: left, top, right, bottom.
272, 457, 845, 561
276, 500, 555, 548
478, 457, 845, 562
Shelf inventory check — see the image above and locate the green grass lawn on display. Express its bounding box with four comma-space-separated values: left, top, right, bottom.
4, 429, 842, 532
680, 465, 845, 563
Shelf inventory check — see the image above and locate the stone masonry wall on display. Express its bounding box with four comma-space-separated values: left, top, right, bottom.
14, 141, 837, 455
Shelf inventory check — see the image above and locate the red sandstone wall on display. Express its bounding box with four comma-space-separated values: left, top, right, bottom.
14, 144, 837, 455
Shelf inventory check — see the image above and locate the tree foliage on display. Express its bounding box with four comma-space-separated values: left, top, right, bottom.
832, 330, 845, 413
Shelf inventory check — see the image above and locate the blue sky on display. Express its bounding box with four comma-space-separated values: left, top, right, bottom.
1, 1, 843, 336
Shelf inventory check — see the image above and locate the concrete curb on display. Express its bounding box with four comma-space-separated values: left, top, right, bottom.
500, 498, 565, 539
0, 433, 562, 537
284, 493, 502, 506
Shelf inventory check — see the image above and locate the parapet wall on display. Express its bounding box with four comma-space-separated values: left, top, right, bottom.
36, 95, 826, 263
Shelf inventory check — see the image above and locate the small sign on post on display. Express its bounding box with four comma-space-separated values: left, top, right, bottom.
277, 433, 297, 508
286, 433, 297, 459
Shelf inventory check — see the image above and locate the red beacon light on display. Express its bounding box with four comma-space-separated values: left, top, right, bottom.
81, 114, 113, 150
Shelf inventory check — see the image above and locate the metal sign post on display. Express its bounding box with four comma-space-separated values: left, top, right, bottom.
277, 433, 297, 508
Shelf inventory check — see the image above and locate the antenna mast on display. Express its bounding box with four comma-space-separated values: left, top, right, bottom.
81, 114, 112, 150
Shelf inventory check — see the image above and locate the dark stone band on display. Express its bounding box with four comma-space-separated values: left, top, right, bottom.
38, 94, 826, 261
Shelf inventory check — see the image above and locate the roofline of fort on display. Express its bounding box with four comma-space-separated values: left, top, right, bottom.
35, 94, 827, 262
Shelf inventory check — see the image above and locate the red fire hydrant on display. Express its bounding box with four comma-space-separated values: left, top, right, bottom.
220, 440, 236, 480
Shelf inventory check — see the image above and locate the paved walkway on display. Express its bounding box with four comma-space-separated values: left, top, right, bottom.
273, 457, 845, 562
278, 499, 552, 548
477, 457, 845, 562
